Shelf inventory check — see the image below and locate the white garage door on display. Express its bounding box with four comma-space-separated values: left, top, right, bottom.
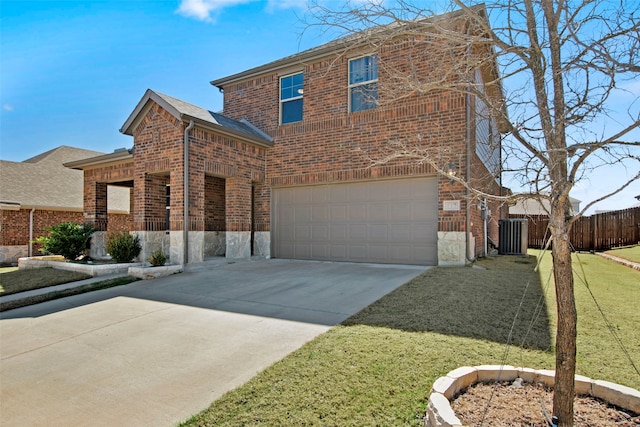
272, 177, 438, 265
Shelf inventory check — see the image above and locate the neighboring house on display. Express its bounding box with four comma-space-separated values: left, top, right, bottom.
509, 196, 582, 216
67, 6, 506, 266
0, 146, 131, 264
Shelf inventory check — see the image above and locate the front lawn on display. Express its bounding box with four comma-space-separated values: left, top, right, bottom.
605, 245, 640, 264
0, 267, 91, 296
182, 251, 640, 426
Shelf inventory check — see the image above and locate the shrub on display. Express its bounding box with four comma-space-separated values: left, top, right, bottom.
35, 222, 95, 261
106, 232, 141, 263
148, 250, 167, 267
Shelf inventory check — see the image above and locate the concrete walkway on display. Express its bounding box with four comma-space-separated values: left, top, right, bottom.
0, 259, 427, 427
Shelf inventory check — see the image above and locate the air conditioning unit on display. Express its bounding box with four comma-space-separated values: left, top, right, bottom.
498, 219, 528, 255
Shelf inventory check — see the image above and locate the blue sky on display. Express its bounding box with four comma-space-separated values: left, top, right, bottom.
1, 0, 638, 212
1, 0, 327, 159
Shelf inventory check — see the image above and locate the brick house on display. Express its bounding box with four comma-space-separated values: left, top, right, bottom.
0, 146, 131, 264
68, 7, 505, 266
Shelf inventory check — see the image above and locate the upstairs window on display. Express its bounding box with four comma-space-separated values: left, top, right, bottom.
349, 54, 378, 112
280, 72, 303, 124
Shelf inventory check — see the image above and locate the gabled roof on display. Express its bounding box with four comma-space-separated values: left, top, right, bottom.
0, 146, 130, 212
120, 89, 273, 147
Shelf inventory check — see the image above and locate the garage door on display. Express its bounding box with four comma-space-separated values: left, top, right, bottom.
272, 177, 438, 265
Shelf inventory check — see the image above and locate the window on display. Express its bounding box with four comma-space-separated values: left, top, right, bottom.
280, 72, 303, 124
349, 54, 378, 112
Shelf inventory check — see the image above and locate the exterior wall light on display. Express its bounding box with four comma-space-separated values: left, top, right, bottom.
447, 163, 457, 184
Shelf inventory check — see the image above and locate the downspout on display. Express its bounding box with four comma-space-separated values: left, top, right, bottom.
483, 197, 488, 257
29, 208, 35, 257
183, 120, 195, 264
465, 89, 474, 263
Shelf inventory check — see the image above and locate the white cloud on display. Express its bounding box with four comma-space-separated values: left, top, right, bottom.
176, 0, 256, 22
266, 0, 308, 10
3, 104, 14, 112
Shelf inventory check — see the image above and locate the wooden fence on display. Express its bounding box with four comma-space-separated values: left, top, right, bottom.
509, 206, 640, 251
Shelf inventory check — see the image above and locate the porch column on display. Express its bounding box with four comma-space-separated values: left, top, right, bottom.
187, 170, 205, 263
225, 177, 252, 259
84, 180, 108, 258
135, 174, 171, 264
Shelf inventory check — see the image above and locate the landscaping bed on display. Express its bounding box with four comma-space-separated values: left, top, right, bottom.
452, 380, 638, 426
18, 257, 144, 277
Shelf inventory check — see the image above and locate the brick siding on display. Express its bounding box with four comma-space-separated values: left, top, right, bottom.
1, 208, 132, 255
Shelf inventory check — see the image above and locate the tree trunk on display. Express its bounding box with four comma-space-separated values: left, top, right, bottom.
550, 213, 577, 426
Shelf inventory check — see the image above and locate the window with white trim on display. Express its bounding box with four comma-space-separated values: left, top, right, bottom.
349, 54, 379, 112
280, 72, 303, 124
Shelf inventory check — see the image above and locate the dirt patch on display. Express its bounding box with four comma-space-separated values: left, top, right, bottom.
451, 381, 639, 426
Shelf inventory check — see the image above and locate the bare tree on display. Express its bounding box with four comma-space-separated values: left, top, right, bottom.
305, 0, 640, 425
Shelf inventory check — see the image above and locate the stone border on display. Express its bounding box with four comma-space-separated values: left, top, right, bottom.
18, 257, 144, 277
597, 252, 640, 271
128, 264, 183, 280
425, 365, 640, 427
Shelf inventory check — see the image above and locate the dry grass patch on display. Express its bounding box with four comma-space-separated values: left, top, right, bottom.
344, 254, 551, 350
0, 276, 138, 312
0, 267, 91, 296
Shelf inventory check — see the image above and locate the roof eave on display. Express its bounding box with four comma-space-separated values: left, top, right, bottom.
0, 201, 21, 211
64, 151, 134, 170
121, 90, 273, 147
186, 116, 274, 148
210, 41, 354, 89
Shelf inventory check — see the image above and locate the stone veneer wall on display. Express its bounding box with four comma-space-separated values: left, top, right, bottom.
167, 231, 207, 265
437, 232, 475, 266
253, 231, 270, 258
226, 231, 251, 259
204, 231, 226, 257
0, 245, 28, 265
137, 231, 170, 264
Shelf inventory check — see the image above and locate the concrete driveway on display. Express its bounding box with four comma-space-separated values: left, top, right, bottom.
0, 259, 426, 427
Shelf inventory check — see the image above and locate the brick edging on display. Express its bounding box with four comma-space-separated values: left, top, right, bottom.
425, 365, 640, 427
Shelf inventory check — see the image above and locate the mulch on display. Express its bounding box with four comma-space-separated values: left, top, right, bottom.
450, 380, 639, 426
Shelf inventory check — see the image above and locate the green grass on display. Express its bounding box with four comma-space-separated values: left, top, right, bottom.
0, 267, 91, 296
181, 251, 640, 427
0, 266, 19, 273
605, 245, 640, 264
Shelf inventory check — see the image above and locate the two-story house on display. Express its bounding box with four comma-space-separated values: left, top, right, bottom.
67, 6, 505, 266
